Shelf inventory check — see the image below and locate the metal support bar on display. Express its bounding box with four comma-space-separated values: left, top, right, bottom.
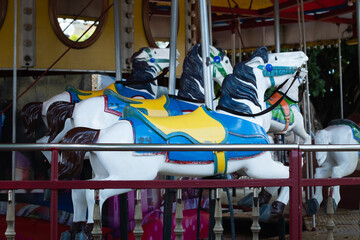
168, 0, 179, 95
338, 38, 344, 119
357, 0, 360, 88
113, 0, 122, 81
199, 0, 213, 110
274, 0, 280, 52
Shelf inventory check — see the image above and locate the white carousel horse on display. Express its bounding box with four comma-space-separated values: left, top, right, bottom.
21, 47, 174, 139
237, 74, 311, 220
46, 44, 232, 144
264, 76, 311, 144
58, 47, 308, 236
306, 119, 360, 215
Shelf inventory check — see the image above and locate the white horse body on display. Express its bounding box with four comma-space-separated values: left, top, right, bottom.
21, 47, 174, 141
47, 45, 233, 143
307, 123, 360, 214
60, 47, 308, 227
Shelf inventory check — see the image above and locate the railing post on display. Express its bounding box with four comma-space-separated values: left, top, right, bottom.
213, 188, 223, 240
50, 149, 58, 240
289, 147, 302, 239
5, 190, 15, 240
326, 187, 335, 240
133, 189, 144, 240
92, 189, 102, 239
251, 188, 260, 240
174, 189, 184, 240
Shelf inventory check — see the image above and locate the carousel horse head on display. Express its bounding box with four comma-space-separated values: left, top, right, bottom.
178, 44, 233, 100
128, 47, 179, 96
218, 47, 308, 116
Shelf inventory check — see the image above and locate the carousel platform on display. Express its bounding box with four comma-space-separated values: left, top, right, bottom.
221, 207, 360, 239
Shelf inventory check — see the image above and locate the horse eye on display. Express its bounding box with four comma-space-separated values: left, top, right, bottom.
275, 56, 278, 60
225, 60, 228, 63
154, 51, 157, 54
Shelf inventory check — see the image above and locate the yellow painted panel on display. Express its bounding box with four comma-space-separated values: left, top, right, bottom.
0, 1, 186, 76
211, 0, 273, 10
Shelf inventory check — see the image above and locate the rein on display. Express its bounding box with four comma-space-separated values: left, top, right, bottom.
115, 67, 169, 86
217, 67, 302, 117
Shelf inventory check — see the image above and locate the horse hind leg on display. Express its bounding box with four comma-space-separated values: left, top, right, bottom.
327, 152, 358, 211
306, 160, 333, 215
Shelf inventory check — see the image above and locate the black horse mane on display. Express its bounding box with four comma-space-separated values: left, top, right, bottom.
218, 47, 269, 115
125, 47, 159, 95
177, 44, 226, 101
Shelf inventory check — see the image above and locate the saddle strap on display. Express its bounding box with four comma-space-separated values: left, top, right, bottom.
214, 151, 227, 174
268, 92, 291, 133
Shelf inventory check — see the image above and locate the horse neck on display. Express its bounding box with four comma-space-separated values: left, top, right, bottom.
177, 68, 205, 101
125, 61, 159, 98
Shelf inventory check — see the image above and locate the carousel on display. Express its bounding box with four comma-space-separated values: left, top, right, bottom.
0, 0, 359, 240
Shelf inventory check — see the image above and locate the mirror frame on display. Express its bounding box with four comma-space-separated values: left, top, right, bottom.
142, 0, 178, 48
48, 0, 109, 49
0, 0, 7, 30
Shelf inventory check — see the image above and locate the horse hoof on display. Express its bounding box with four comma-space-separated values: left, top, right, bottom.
74, 232, 87, 240
270, 201, 285, 219
306, 198, 320, 215
259, 203, 272, 222
60, 231, 71, 240
258, 189, 272, 206
324, 198, 338, 214
237, 192, 253, 208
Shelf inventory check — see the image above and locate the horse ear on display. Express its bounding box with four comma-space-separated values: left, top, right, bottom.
245, 56, 265, 68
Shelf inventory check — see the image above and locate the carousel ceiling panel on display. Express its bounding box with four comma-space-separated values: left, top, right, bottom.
210, 0, 355, 29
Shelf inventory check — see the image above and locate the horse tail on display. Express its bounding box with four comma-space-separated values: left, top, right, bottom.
59, 127, 100, 180
21, 102, 43, 139
314, 129, 330, 166
46, 101, 75, 143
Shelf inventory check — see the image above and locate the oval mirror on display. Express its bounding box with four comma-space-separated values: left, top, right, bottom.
0, 0, 7, 30
49, 0, 109, 49
142, 0, 178, 48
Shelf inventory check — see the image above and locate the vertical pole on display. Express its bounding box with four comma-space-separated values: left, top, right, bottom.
338, 38, 344, 119
238, 18, 242, 62
250, 188, 260, 240
174, 189, 184, 240
113, 0, 122, 81
119, 193, 128, 240
199, 0, 213, 110
5, 190, 15, 240
92, 189, 102, 240
325, 188, 335, 240
357, 0, 360, 88
213, 189, 223, 240
300, 0, 316, 229
133, 190, 144, 240
274, 0, 280, 53
8, 1, 18, 239
231, 31, 236, 66
50, 149, 58, 240
168, 0, 179, 95
208, 0, 213, 45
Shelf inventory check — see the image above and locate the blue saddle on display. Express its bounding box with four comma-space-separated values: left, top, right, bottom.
103, 89, 183, 118
66, 83, 155, 103
123, 105, 270, 174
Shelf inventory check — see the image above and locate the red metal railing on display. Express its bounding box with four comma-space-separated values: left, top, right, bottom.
0, 143, 359, 240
